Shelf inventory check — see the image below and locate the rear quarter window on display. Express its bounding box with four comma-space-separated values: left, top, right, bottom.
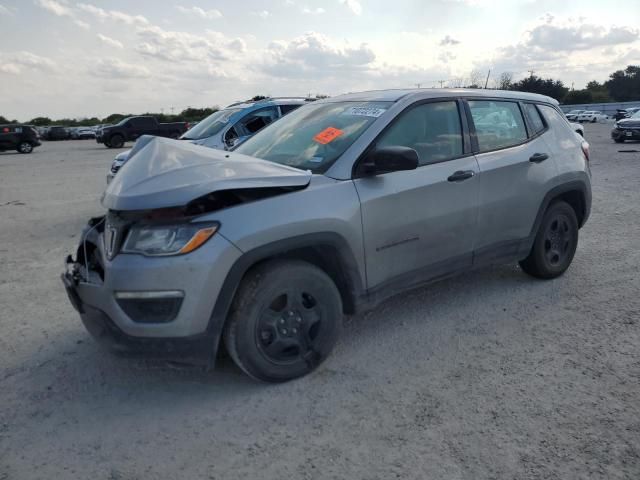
523, 103, 546, 136
468, 100, 527, 152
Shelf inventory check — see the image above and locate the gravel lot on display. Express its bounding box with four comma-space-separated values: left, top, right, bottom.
1, 124, 639, 479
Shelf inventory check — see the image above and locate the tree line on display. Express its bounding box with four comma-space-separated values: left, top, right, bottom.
2, 67, 639, 126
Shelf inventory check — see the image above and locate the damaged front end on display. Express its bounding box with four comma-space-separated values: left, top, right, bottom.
62, 136, 312, 366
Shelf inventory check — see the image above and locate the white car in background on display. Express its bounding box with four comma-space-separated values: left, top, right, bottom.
565, 110, 585, 121
576, 111, 608, 123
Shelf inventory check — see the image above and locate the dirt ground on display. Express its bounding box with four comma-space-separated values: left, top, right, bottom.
1, 124, 639, 480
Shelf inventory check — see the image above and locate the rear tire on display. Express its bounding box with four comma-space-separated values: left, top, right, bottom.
17, 142, 33, 154
519, 201, 579, 279
223, 260, 343, 382
108, 134, 124, 148
614, 138, 625, 143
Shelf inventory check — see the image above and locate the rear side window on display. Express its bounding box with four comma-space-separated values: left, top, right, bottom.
280, 104, 302, 115
468, 100, 527, 152
377, 101, 463, 166
237, 107, 279, 135
523, 103, 546, 135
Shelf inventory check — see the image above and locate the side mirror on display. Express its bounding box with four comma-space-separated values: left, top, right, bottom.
359, 146, 419, 176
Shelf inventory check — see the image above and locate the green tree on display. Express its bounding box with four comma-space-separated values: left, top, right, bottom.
564, 90, 593, 104
29, 117, 52, 126
0, 115, 10, 124
605, 65, 640, 101
509, 75, 569, 102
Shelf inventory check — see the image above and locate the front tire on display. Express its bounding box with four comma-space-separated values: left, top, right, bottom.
17, 142, 33, 154
108, 134, 124, 148
223, 260, 343, 382
614, 138, 625, 143
519, 201, 579, 279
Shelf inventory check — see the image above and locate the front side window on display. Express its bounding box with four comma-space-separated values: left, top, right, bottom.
234, 101, 391, 173
280, 104, 302, 115
236, 107, 279, 135
468, 100, 527, 152
523, 103, 546, 135
376, 101, 463, 166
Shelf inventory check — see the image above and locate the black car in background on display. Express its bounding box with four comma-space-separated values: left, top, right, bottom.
96, 116, 188, 148
612, 110, 640, 143
614, 107, 640, 121
46, 126, 70, 140
0, 125, 41, 153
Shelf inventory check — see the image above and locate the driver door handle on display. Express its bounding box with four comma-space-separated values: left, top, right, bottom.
447, 170, 475, 182
529, 153, 549, 163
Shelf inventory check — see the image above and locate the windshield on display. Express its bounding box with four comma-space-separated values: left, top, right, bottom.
234, 101, 391, 173
181, 108, 242, 140
631, 110, 640, 119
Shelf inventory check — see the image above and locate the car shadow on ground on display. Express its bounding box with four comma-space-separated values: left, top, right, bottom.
10, 262, 531, 412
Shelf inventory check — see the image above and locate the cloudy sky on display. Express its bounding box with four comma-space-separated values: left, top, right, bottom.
1, 0, 639, 120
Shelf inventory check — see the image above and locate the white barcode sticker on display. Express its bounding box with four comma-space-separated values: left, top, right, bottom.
344, 107, 386, 118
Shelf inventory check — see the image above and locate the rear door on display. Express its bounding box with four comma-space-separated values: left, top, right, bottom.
0, 126, 18, 149
354, 100, 480, 291
468, 99, 558, 261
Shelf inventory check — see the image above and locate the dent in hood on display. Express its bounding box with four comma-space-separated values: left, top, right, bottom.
102, 136, 311, 211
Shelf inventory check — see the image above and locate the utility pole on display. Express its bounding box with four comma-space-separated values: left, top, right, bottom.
160, 107, 164, 115
438, 80, 445, 88
170, 106, 175, 115
527, 70, 535, 78
415, 83, 422, 89
484, 69, 491, 89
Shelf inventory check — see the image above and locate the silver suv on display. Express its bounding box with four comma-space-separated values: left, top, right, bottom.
62, 89, 592, 382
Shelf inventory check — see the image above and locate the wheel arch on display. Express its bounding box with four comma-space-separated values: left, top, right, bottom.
205, 232, 365, 364
530, 181, 591, 237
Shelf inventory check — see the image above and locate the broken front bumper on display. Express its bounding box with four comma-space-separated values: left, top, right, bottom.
61, 219, 243, 364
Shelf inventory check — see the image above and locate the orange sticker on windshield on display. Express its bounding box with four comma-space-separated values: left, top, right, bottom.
314, 127, 344, 144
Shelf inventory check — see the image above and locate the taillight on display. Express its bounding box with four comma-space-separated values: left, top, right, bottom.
581, 141, 590, 162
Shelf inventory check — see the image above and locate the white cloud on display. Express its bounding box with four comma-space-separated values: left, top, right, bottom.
341, 0, 362, 15
77, 3, 149, 26
262, 32, 375, 78
439, 35, 460, 46
0, 63, 21, 75
92, 58, 151, 79
35, 0, 73, 17
135, 25, 238, 62
176, 6, 222, 19
252, 10, 271, 18
303, 7, 325, 14
74, 19, 89, 29
0, 4, 14, 15
97, 34, 124, 49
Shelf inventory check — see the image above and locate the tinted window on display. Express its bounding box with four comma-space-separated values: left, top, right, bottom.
523, 103, 546, 135
468, 100, 527, 152
132, 117, 155, 129
377, 101, 463, 166
280, 104, 302, 115
182, 108, 242, 140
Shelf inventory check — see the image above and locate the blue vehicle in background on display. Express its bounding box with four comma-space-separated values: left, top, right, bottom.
107, 97, 312, 183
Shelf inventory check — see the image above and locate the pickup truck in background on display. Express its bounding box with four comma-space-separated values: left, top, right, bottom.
96, 116, 188, 148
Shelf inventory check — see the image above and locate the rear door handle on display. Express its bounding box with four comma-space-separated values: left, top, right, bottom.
447, 170, 475, 182
529, 153, 549, 163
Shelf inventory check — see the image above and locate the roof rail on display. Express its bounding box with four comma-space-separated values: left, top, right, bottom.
225, 96, 320, 108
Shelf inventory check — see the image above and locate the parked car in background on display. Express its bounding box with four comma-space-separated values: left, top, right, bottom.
64, 88, 591, 382
96, 116, 188, 148
614, 107, 640, 121
611, 109, 640, 143
106, 98, 311, 182
565, 110, 585, 121
74, 128, 96, 139
46, 126, 70, 140
576, 111, 608, 123
0, 124, 41, 153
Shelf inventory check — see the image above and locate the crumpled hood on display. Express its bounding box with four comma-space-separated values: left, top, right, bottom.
102, 136, 311, 211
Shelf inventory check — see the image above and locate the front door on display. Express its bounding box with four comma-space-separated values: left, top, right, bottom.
353, 100, 480, 292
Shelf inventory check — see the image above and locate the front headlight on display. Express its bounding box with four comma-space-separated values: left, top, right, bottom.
122, 222, 219, 256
